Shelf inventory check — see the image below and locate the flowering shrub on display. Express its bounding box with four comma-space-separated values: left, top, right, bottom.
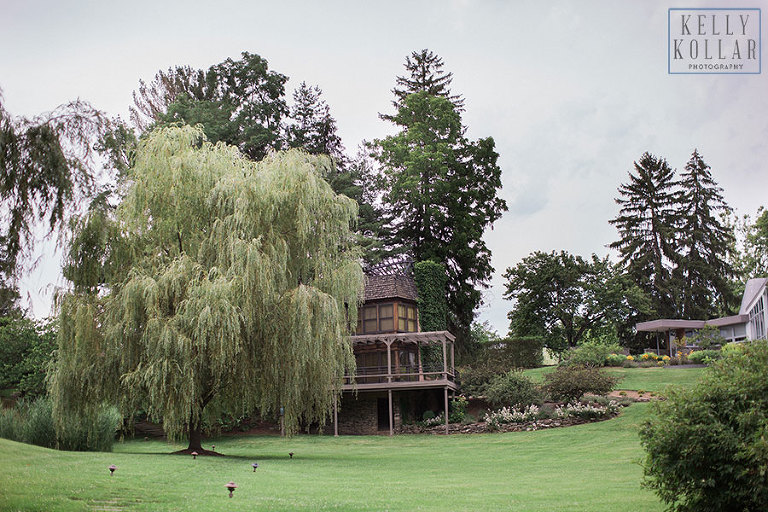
422, 413, 444, 427
554, 401, 618, 420
483, 405, 540, 430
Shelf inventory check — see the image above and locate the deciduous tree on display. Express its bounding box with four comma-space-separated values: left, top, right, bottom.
504, 251, 649, 354
50, 126, 364, 452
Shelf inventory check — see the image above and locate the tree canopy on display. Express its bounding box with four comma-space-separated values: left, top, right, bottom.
373, 51, 506, 344
504, 250, 649, 354
50, 126, 364, 451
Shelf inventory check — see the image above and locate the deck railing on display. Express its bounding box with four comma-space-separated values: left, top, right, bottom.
345, 363, 455, 385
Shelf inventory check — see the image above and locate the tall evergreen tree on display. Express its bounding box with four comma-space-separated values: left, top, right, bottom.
374, 51, 506, 345
609, 152, 681, 318
674, 150, 736, 318
389, 49, 464, 112
286, 82, 344, 161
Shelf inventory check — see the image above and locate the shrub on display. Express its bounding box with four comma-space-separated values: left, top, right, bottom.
0, 407, 20, 441
687, 349, 721, 365
640, 339, 768, 511
605, 353, 626, 366
543, 365, 619, 402
448, 396, 468, 423
553, 400, 618, 420
422, 410, 436, 421
457, 364, 505, 397
484, 405, 540, 430
563, 341, 623, 367
483, 370, 542, 408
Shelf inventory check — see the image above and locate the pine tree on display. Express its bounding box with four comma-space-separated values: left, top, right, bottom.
674, 150, 736, 318
610, 152, 682, 318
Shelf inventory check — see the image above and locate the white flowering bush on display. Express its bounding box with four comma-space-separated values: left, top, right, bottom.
422, 413, 445, 427
483, 405, 540, 430
554, 400, 618, 420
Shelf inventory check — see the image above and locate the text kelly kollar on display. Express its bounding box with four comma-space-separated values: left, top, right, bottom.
672, 14, 757, 61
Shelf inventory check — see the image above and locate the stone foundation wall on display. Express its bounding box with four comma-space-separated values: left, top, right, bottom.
337, 392, 402, 435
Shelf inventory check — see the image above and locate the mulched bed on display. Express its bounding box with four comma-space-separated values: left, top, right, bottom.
399, 411, 621, 435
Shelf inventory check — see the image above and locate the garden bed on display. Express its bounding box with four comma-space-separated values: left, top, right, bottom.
400, 412, 620, 434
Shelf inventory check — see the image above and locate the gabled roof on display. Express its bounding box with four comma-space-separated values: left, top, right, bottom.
739, 277, 768, 315
363, 274, 418, 302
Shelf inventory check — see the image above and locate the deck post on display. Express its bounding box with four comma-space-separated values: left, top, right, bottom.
417, 342, 424, 381
450, 341, 455, 377
386, 341, 392, 383
442, 338, 448, 381
333, 395, 339, 437
388, 389, 393, 436
444, 386, 449, 435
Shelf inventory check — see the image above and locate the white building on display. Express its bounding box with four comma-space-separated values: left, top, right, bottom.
637, 277, 768, 354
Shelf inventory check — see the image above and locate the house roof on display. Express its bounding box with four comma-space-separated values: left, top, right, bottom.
363, 274, 418, 302
636, 315, 749, 332
739, 277, 768, 315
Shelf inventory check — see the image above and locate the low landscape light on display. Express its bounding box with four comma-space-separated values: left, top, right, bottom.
289, 452, 294, 459
108, 464, 117, 476
211, 444, 215, 451
225, 481, 238, 498
251, 462, 259, 471
191, 451, 198, 460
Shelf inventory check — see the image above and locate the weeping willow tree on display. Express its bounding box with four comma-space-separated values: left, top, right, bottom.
50, 125, 364, 452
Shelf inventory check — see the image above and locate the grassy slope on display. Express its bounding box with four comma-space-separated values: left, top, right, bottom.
0, 368, 704, 511
2, 405, 660, 512
524, 365, 705, 393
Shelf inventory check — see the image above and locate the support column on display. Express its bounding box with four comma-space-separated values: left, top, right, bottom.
388, 389, 393, 437
333, 396, 339, 437
655, 332, 660, 355
450, 342, 455, 377
444, 387, 449, 435
417, 343, 424, 381
442, 339, 448, 381
386, 341, 392, 383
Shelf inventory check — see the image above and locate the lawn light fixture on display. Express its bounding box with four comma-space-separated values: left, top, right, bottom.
289, 452, 294, 459
191, 451, 198, 460
225, 481, 238, 498
251, 462, 259, 471
211, 444, 215, 451
108, 464, 117, 476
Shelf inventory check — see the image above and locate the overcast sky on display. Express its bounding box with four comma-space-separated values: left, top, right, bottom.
2, 0, 767, 334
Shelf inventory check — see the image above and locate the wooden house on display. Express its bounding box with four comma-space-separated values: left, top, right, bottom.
332, 263, 458, 435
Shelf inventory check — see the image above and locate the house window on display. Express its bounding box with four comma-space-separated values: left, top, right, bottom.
361, 305, 378, 333
379, 304, 394, 331
398, 304, 418, 332
750, 295, 766, 340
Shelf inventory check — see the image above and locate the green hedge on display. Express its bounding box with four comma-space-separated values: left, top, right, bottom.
414, 260, 448, 332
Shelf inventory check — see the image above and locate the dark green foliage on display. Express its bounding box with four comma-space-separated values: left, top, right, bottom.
132, 52, 288, 161
500, 337, 544, 369
457, 364, 505, 398
0, 317, 56, 397
374, 88, 506, 344
448, 396, 468, 423
610, 152, 681, 319
543, 365, 619, 402
483, 370, 542, 408
674, 150, 736, 318
687, 325, 726, 349
286, 82, 344, 161
414, 260, 448, 332
0, 397, 120, 451
563, 341, 623, 367
504, 251, 650, 353
640, 340, 768, 511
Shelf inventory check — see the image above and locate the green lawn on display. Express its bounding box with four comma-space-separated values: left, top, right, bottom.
524, 365, 705, 393
0, 368, 704, 511
1, 404, 662, 511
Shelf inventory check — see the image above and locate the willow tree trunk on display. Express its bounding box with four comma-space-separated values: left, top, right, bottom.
187, 413, 204, 452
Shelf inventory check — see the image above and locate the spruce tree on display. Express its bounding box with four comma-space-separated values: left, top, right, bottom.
286, 82, 344, 161
610, 152, 681, 318
674, 150, 736, 318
